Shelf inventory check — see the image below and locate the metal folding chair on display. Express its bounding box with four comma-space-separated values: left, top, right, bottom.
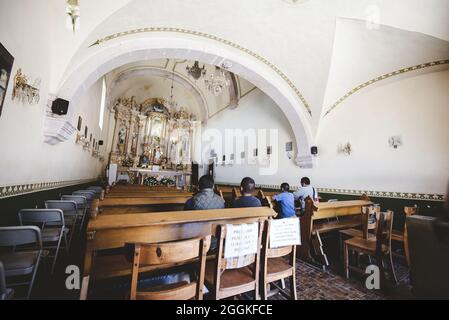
0, 226, 43, 299
18, 209, 67, 274
45, 200, 79, 248
1, 261, 14, 300
73, 190, 97, 200
72, 191, 97, 209
61, 195, 88, 228
87, 186, 103, 197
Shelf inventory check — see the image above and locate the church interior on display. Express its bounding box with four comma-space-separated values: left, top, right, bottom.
0, 0, 448, 302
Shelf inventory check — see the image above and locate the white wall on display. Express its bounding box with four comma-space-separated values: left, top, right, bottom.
0, 76, 112, 186
0, 1, 113, 187
196, 88, 307, 187
314, 70, 449, 194
198, 71, 449, 195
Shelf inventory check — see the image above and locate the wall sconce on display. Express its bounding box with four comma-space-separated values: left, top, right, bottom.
66, 0, 80, 32
337, 142, 352, 155
388, 136, 402, 149
75, 132, 85, 145
83, 141, 90, 151
11, 68, 40, 105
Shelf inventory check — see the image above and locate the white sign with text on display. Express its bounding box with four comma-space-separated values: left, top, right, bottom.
270, 218, 301, 248
224, 223, 258, 258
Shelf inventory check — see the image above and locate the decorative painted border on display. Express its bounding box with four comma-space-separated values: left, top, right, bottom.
216, 182, 444, 201
324, 59, 449, 117
0, 179, 98, 199
89, 27, 312, 116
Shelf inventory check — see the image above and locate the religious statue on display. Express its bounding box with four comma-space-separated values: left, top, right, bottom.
153, 146, 162, 164
160, 157, 168, 170
139, 151, 150, 168
118, 127, 126, 145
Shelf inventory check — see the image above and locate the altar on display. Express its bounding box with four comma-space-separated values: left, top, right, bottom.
107, 96, 199, 186
129, 168, 191, 188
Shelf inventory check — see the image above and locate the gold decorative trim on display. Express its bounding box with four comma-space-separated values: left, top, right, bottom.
89, 27, 312, 116
0, 179, 98, 199
324, 59, 449, 117
216, 182, 444, 201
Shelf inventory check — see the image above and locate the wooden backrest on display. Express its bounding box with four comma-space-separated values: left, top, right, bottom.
404, 205, 418, 217
262, 220, 295, 259
375, 210, 394, 254
231, 187, 241, 200
126, 235, 211, 300
256, 190, 274, 209
216, 189, 225, 201
211, 221, 263, 293
361, 205, 380, 239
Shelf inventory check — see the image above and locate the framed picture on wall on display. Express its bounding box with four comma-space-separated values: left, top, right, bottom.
0, 42, 14, 118
77, 116, 82, 131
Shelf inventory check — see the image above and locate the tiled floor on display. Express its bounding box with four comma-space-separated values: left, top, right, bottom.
267, 253, 412, 300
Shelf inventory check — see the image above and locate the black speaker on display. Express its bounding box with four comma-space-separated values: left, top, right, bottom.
51, 98, 69, 115
99, 140, 104, 146
311, 146, 318, 155
191, 162, 199, 186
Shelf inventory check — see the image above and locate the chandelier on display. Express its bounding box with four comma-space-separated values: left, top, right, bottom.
186, 61, 206, 80
166, 71, 178, 109
66, 0, 80, 32
204, 67, 231, 96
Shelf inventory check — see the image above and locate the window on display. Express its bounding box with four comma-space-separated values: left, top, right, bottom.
99, 77, 107, 130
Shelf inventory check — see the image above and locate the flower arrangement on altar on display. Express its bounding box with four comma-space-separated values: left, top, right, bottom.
143, 176, 175, 186
121, 157, 134, 167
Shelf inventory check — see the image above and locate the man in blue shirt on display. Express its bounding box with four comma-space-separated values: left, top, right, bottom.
232, 177, 262, 208
272, 182, 297, 218
293, 177, 319, 212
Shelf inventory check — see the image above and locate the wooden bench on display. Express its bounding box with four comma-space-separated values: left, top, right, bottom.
90, 195, 193, 217
81, 207, 276, 299
299, 196, 373, 268
104, 191, 192, 198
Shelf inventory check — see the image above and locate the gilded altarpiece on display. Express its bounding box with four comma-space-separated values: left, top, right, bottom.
109, 97, 197, 184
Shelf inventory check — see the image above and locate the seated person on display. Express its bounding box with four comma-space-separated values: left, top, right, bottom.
232, 177, 262, 208
293, 177, 319, 212
272, 183, 296, 218
184, 175, 225, 210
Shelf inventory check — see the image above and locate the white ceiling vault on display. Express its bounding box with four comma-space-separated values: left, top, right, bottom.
46, 0, 449, 160
104, 59, 254, 124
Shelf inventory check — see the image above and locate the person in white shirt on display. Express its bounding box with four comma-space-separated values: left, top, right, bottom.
293, 177, 318, 211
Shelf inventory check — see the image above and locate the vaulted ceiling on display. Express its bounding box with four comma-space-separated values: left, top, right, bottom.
48, 0, 449, 146
105, 59, 256, 123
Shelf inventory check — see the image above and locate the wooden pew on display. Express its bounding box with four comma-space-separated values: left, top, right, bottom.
80, 207, 277, 299
104, 191, 192, 198
90, 195, 193, 217
299, 196, 373, 268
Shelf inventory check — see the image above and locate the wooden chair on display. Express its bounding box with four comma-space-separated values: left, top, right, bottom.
391, 205, 418, 266
231, 187, 241, 200
257, 190, 274, 209
126, 235, 211, 300
339, 205, 379, 240
343, 210, 397, 285
260, 220, 297, 300
204, 221, 263, 300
